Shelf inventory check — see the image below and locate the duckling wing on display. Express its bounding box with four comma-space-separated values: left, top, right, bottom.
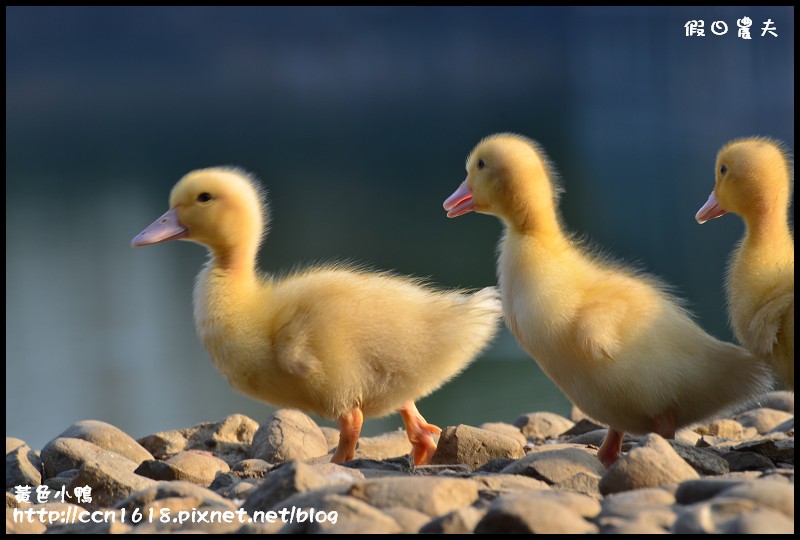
745, 291, 793, 357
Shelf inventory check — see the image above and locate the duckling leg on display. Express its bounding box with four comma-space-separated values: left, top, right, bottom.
399, 401, 442, 465
597, 428, 624, 468
331, 408, 364, 464
653, 411, 676, 439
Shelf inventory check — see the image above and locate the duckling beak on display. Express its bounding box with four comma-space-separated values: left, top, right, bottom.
131, 208, 188, 247
443, 180, 475, 218
695, 191, 727, 224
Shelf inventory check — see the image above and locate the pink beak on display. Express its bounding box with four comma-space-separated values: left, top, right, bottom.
443, 180, 475, 218
131, 208, 188, 247
695, 191, 727, 224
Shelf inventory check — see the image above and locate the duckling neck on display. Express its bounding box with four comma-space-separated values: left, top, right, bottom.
194, 251, 272, 383
740, 209, 793, 257
507, 196, 564, 238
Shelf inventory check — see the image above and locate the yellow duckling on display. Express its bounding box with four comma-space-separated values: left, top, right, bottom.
132, 167, 501, 465
444, 134, 772, 467
696, 137, 794, 390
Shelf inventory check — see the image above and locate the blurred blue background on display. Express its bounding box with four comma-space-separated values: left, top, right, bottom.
6, 7, 794, 450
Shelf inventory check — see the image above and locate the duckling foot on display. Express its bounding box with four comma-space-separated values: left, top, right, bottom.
597, 428, 624, 468
399, 401, 441, 466
331, 408, 364, 464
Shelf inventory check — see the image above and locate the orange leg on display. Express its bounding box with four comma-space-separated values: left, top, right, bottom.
331, 408, 364, 464
399, 401, 441, 465
597, 428, 624, 468
653, 410, 676, 439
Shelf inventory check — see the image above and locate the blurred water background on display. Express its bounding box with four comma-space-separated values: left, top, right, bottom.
6, 7, 793, 450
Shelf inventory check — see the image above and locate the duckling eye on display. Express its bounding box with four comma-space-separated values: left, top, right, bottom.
720, 165, 727, 175
197, 192, 213, 203
477, 159, 485, 170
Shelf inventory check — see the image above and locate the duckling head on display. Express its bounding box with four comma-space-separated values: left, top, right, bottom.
696, 137, 792, 224
444, 133, 562, 231
132, 167, 267, 259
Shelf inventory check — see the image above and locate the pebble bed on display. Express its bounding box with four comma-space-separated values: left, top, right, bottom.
6, 391, 794, 534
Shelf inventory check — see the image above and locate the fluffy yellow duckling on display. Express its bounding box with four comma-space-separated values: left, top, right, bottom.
696, 137, 794, 390
131, 168, 501, 465
444, 134, 772, 467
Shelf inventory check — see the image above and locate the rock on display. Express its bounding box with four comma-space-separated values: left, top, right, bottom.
382, 507, 430, 533
473, 474, 551, 494
420, 506, 487, 534
675, 428, 702, 446
560, 418, 605, 437
732, 508, 795, 534
719, 451, 775, 472
6, 491, 27, 509
567, 429, 637, 447
279, 493, 401, 534
6, 507, 45, 534
115, 483, 236, 533
413, 463, 472, 476
6, 503, 84, 534
475, 492, 598, 534
350, 477, 478, 517
768, 418, 794, 434
600, 488, 677, 530
341, 456, 413, 478
736, 408, 794, 435
242, 461, 352, 514
553, 472, 602, 498
733, 437, 794, 464
513, 412, 574, 439
475, 457, 516, 473
137, 414, 259, 463
668, 440, 730, 475
54, 420, 153, 465
136, 429, 188, 459
756, 390, 794, 413
310, 462, 365, 484
319, 426, 340, 451
66, 458, 157, 510
6, 438, 26, 455
40, 437, 139, 479
356, 430, 413, 460
501, 447, 605, 484
115, 481, 234, 514
6, 444, 42, 489
204, 413, 259, 447
250, 410, 328, 463
674, 478, 746, 504
716, 480, 794, 518
479, 422, 527, 445
519, 489, 602, 519
44, 511, 131, 534
599, 517, 670, 534
599, 434, 699, 495
673, 497, 761, 533
40, 476, 73, 502
216, 478, 259, 500
430, 425, 524, 470
695, 419, 747, 439
135, 451, 230, 486
231, 458, 273, 479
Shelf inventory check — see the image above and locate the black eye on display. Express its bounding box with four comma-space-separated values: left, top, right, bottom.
197, 192, 213, 203
477, 159, 485, 170
720, 165, 727, 175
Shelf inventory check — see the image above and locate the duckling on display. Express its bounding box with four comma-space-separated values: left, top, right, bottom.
444, 134, 772, 467
132, 167, 501, 465
696, 137, 794, 390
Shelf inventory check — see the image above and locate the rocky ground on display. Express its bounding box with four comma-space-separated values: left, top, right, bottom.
6, 392, 794, 534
